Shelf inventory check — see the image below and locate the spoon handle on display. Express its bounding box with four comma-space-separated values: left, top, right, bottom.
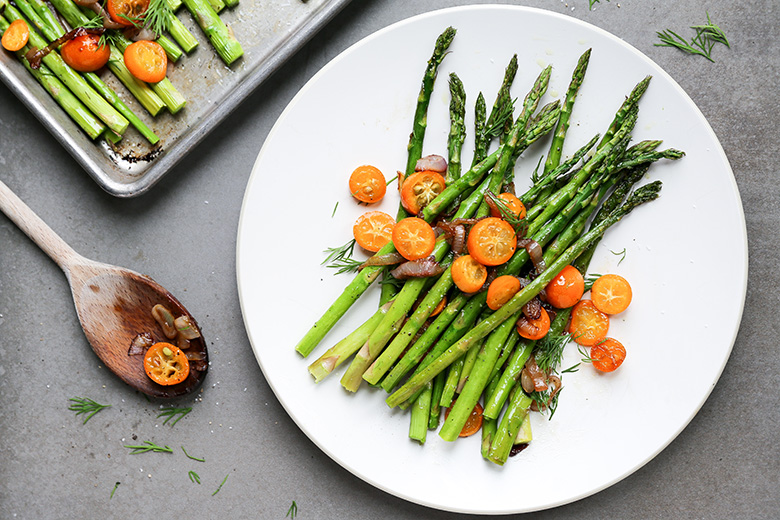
0, 179, 82, 269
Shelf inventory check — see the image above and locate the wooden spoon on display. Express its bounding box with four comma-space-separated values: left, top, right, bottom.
0, 179, 208, 398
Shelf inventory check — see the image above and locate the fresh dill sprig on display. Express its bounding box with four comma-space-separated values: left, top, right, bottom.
534, 331, 571, 374
123, 441, 173, 454
530, 386, 562, 419
287, 501, 298, 519
79, 16, 122, 48
143, 0, 171, 37
578, 344, 594, 364
212, 474, 229, 496
322, 239, 362, 274
157, 406, 192, 426
182, 446, 205, 462
68, 397, 111, 424
110, 482, 120, 499
655, 13, 730, 62
188, 470, 201, 484
484, 93, 515, 142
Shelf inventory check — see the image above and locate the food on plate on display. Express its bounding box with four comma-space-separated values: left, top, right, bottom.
516, 307, 551, 341
391, 217, 436, 261
400, 170, 447, 214
451, 255, 487, 293
486, 275, 522, 311
489, 192, 526, 219
589, 337, 627, 372
349, 165, 387, 203
591, 273, 633, 314
568, 299, 610, 346
296, 26, 684, 465
466, 217, 517, 266
544, 264, 585, 309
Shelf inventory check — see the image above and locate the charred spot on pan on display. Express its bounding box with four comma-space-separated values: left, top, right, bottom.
120, 145, 164, 164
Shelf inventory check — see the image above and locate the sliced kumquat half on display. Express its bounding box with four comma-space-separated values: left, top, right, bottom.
589, 337, 627, 372
391, 217, 436, 261
106, 0, 150, 27
400, 170, 446, 215
516, 306, 551, 340
466, 217, 517, 266
444, 401, 484, 437
143, 342, 190, 386
123, 40, 167, 83
2, 19, 29, 52
490, 192, 526, 219
353, 211, 395, 252
430, 295, 447, 317
568, 299, 610, 346
349, 165, 386, 203
61, 33, 110, 72
486, 275, 521, 310
451, 255, 488, 293
544, 264, 585, 309
591, 274, 633, 315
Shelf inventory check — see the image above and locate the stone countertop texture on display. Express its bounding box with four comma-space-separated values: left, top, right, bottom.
1, 1, 778, 518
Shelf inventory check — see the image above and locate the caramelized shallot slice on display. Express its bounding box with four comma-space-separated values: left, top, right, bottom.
358, 252, 405, 269
415, 154, 447, 173
436, 220, 466, 255
521, 356, 548, 393
521, 297, 542, 320
390, 256, 444, 279
25, 27, 105, 69
151, 304, 177, 339
174, 315, 201, 340
128, 332, 154, 355
185, 350, 207, 372
518, 238, 546, 273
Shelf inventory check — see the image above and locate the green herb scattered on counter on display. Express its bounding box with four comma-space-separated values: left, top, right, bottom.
212, 473, 229, 496
287, 501, 298, 519
157, 405, 192, 426
110, 482, 120, 499
588, 0, 608, 9
182, 446, 205, 462
331, 201, 339, 218
123, 441, 173, 454
655, 13, 730, 62
188, 470, 201, 484
68, 397, 111, 424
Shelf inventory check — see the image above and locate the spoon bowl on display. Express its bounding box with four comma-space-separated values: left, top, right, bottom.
0, 179, 207, 398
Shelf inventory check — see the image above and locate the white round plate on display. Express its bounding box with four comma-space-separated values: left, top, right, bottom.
237, 5, 747, 514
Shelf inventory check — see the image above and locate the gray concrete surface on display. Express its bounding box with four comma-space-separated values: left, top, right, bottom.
1, 1, 778, 518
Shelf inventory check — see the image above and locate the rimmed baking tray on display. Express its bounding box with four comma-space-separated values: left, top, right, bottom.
0, 0, 351, 197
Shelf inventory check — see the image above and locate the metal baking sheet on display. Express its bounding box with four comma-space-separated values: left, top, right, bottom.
0, 0, 351, 197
